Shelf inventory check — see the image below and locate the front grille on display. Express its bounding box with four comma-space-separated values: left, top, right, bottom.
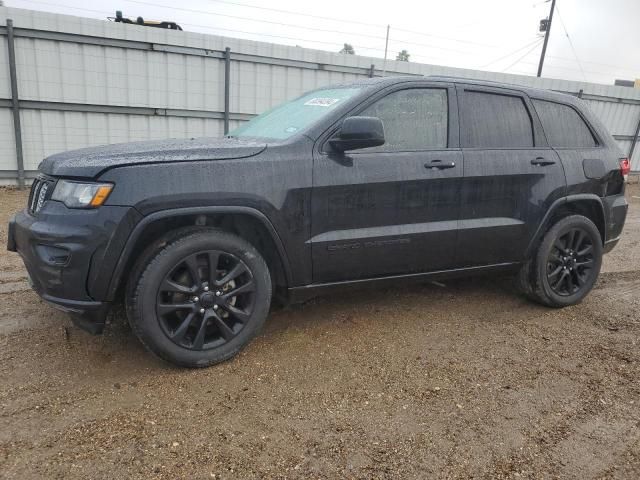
28, 177, 54, 214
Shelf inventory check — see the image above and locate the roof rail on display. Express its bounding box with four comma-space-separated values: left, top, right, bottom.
432, 75, 566, 95
428, 75, 524, 87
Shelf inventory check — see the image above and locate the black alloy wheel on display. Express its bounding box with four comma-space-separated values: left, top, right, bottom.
545, 227, 596, 296
156, 250, 256, 350
518, 214, 603, 308
126, 228, 271, 367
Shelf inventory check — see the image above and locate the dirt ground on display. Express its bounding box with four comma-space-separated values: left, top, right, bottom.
1, 185, 639, 479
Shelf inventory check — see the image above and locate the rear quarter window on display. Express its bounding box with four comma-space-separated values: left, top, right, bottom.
532, 99, 598, 148
462, 91, 534, 148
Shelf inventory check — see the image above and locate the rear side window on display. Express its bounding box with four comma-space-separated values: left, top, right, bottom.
462, 91, 534, 148
359, 88, 448, 151
532, 99, 597, 148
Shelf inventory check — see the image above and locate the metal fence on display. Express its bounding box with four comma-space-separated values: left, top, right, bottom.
1, 6, 639, 186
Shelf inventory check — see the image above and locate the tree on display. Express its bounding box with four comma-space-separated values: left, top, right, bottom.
340, 43, 355, 55
396, 50, 410, 62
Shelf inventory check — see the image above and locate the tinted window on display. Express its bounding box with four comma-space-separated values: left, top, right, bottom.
462, 91, 534, 148
359, 88, 448, 151
532, 99, 597, 148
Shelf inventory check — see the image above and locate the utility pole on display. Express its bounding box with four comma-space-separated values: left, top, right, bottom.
382, 24, 390, 75
537, 0, 556, 77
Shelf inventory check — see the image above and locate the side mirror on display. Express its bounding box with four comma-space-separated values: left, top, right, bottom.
329, 116, 385, 152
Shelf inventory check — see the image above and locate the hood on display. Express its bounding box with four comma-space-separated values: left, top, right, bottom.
39, 136, 268, 178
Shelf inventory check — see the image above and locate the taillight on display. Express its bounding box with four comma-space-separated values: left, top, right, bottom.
620, 158, 630, 177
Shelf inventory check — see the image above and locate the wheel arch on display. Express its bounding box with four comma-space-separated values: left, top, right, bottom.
527, 194, 606, 257
106, 206, 292, 303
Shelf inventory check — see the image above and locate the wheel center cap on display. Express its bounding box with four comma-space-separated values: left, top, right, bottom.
200, 292, 216, 308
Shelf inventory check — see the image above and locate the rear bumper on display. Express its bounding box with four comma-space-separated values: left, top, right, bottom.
8, 201, 133, 334
603, 194, 628, 249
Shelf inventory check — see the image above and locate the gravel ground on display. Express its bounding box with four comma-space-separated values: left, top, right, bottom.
1, 185, 639, 479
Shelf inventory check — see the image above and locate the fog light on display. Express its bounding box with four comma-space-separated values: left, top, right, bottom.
35, 244, 70, 266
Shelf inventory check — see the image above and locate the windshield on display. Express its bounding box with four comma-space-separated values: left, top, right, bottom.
229, 87, 363, 140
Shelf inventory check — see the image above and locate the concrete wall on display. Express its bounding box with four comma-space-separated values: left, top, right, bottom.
0, 6, 639, 182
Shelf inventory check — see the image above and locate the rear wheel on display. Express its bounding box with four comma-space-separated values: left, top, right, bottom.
519, 215, 602, 307
126, 229, 271, 367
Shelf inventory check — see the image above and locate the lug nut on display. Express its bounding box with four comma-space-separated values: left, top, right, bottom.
199, 308, 205, 314
215, 291, 221, 296
193, 296, 199, 302
204, 286, 209, 292
213, 305, 218, 310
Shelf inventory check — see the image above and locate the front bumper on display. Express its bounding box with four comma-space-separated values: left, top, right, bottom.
8, 200, 134, 334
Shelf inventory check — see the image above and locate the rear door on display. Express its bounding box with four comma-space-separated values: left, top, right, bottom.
530, 98, 608, 194
311, 83, 463, 283
456, 85, 565, 267
531, 98, 628, 242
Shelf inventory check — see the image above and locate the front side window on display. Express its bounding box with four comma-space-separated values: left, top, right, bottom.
358, 88, 448, 152
229, 87, 363, 140
532, 99, 597, 148
462, 91, 534, 148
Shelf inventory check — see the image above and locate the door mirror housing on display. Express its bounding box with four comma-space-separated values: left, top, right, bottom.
329, 116, 385, 152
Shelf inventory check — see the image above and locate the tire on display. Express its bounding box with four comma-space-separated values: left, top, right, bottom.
519, 215, 602, 308
126, 228, 272, 367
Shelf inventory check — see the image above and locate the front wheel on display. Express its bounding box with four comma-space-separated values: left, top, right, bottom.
519, 215, 602, 308
126, 229, 272, 367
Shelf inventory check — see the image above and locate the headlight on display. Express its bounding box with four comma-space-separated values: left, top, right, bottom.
51, 180, 114, 208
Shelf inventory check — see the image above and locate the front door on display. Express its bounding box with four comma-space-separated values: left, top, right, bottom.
455, 85, 566, 267
311, 84, 463, 283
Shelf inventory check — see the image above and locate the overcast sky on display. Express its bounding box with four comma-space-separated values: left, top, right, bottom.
5, 0, 639, 85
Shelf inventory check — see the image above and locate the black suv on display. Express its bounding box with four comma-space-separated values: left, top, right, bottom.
8, 76, 629, 367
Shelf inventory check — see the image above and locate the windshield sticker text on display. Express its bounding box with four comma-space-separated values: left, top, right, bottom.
304, 98, 341, 107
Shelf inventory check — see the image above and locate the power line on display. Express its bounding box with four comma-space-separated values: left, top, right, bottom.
129, 0, 495, 57
502, 39, 543, 72
14, 0, 636, 80
10, 0, 557, 68
136, 0, 494, 55
385, 36, 495, 57
127, 0, 390, 42
12, 0, 385, 53
480, 38, 544, 69
16, 0, 485, 59
179, 22, 386, 53
202, 0, 501, 48
389, 26, 498, 48
17, 0, 500, 57
146, 0, 383, 42
204, 0, 386, 29
519, 60, 614, 77
554, 3, 587, 81
546, 54, 638, 72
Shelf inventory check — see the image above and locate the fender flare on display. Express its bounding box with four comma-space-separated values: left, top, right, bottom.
105, 205, 293, 301
525, 193, 605, 257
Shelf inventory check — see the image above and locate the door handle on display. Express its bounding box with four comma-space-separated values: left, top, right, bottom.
425, 159, 456, 169
531, 157, 556, 166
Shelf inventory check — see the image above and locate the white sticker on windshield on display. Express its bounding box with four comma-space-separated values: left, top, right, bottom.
304, 97, 341, 107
